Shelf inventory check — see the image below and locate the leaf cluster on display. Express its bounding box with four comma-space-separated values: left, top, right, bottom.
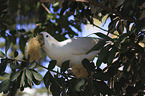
0, 0, 145, 96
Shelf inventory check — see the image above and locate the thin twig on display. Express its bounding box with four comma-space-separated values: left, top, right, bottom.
41, 3, 50, 13
0, 54, 74, 78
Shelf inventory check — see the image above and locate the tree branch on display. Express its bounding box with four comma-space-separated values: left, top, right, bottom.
0, 55, 74, 78
41, 3, 50, 13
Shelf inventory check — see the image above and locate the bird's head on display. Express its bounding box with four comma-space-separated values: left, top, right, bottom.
39, 32, 57, 47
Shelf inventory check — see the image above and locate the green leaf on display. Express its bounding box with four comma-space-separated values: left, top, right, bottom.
20, 71, 25, 86
10, 70, 21, 81
61, 60, 70, 73
14, 50, 18, 57
0, 58, 8, 75
5, 37, 11, 55
0, 79, 10, 93
75, 79, 86, 91
10, 64, 20, 70
86, 39, 106, 54
19, 35, 26, 55
25, 69, 32, 80
28, 61, 36, 69
32, 70, 42, 81
0, 51, 5, 57
94, 32, 112, 41
48, 60, 57, 71
108, 46, 117, 64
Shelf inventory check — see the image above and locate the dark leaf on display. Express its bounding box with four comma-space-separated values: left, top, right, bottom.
82, 58, 91, 74
0, 58, 8, 75
93, 80, 115, 95
93, 73, 111, 81
60, 1, 69, 15
43, 71, 51, 89
0, 79, 10, 93
50, 83, 61, 96
114, 33, 128, 47
94, 32, 113, 41
98, 44, 111, 60
32, 77, 41, 85
10, 70, 21, 81
61, 60, 70, 73
0, 51, 5, 57
108, 46, 117, 64
19, 35, 26, 55
96, 59, 102, 68
115, 0, 125, 8
5, 37, 11, 55
48, 60, 57, 71
86, 39, 106, 54
117, 21, 124, 34
14, 50, 18, 57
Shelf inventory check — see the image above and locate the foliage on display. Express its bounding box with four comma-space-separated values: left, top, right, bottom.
0, 0, 145, 96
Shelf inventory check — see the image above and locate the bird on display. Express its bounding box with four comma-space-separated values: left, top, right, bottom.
38, 32, 100, 78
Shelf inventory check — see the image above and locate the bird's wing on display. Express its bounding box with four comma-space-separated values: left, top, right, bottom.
60, 37, 100, 55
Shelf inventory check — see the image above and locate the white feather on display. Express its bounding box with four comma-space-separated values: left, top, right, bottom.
40, 32, 100, 67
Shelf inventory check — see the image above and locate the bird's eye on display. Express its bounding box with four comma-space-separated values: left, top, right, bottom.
46, 35, 48, 37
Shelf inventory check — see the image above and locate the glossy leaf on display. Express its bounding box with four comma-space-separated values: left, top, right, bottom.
43, 71, 51, 89
26, 69, 32, 80
19, 35, 26, 55
61, 60, 70, 73
32, 70, 43, 81
48, 60, 57, 71
20, 71, 25, 86
0, 58, 8, 75
108, 46, 117, 64
0, 51, 5, 57
82, 58, 91, 74
94, 32, 112, 41
5, 37, 11, 55
14, 50, 18, 57
28, 61, 36, 69
86, 40, 106, 54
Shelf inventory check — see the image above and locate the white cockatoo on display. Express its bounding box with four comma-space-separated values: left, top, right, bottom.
39, 32, 100, 78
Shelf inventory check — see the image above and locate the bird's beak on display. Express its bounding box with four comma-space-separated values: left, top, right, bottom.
38, 33, 44, 46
